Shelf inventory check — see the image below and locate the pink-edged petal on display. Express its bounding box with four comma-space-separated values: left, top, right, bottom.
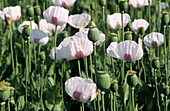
18, 21, 38, 33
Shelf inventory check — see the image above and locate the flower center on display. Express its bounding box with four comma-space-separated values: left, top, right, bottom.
51, 17, 58, 25
34, 38, 40, 43
75, 51, 84, 58
152, 41, 158, 47
73, 91, 81, 101
124, 54, 132, 61
116, 22, 121, 29
61, 2, 67, 7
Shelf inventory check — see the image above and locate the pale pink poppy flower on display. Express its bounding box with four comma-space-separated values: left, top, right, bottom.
0, 6, 21, 23
144, 32, 164, 47
39, 19, 66, 35
52, 0, 76, 7
129, 0, 150, 8
77, 28, 105, 46
65, 77, 98, 103
107, 38, 143, 62
49, 32, 93, 61
160, 2, 169, 12
68, 13, 91, 30
107, 13, 130, 30
131, 19, 149, 32
18, 21, 38, 33
30, 29, 49, 45
43, 6, 69, 26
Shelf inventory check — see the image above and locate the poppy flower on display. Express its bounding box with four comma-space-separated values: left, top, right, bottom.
107, 38, 143, 62
0, 6, 21, 23
39, 19, 66, 35
144, 32, 164, 47
68, 13, 91, 30
65, 77, 98, 103
43, 6, 69, 26
130, 19, 149, 32
107, 13, 130, 30
129, 0, 150, 8
18, 21, 38, 33
30, 29, 49, 45
52, 0, 76, 7
49, 31, 93, 61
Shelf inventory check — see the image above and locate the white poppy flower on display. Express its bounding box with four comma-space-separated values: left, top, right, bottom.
18, 21, 38, 33
131, 19, 149, 32
65, 77, 98, 103
30, 29, 49, 45
107, 13, 130, 30
144, 32, 164, 47
107, 38, 143, 62
52, 0, 76, 7
129, 0, 150, 8
68, 13, 91, 30
49, 32, 93, 61
160, 2, 169, 12
43, 6, 69, 25
0, 6, 21, 22
39, 19, 66, 35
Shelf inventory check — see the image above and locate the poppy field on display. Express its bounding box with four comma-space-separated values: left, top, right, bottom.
0, 0, 170, 111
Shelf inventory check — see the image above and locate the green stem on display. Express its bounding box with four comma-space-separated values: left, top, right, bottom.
131, 87, 135, 111
54, 27, 58, 82
41, 61, 45, 110
94, 44, 97, 82
110, 92, 113, 111
0, 102, 5, 111
102, 6, 106, 71
81, 103, 84, 111
165, 96, 168, 111
78, 59, 82, 77
9, 25, 15, 75
101, 92, 105, 111
154, 70, 161, 111
148, 0, 151, 32
7, 99, 10, 111
25, 41, 28, 109
84, 57, 89, 78
90, 55, 93, 80
97, 91, 101, 111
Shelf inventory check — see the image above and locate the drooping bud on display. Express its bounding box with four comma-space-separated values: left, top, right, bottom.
162, 11, 170, 25
110, 80, 118, 93
22, 25, 32, 40
108, 33, 118, 44
88, 23, 100, 43
26, 5, 34, 18
127, 70, 138, 87
125, 31, 132, 40
152, 57, 160, 69
97, 71, 111, 91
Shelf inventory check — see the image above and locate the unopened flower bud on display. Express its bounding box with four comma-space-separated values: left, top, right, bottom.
99, 0, 106, 6
110, 80, 118, 93
152, 57, 160, 69
88, 27, 100, 43
0, 90, 10, 101
127, 70, 138, 87
125, 31, 132, 40
26, 5, 34, 18
119, 0, 128, 12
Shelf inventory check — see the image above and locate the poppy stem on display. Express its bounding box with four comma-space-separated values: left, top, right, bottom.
102, 6, 106, 71
0, 102, 5, 111
83, 57, 89, 78
90, 55, 93, 80
54, 27, 58, 83
113, 92, 117, 111
25, 40, 28, 109
101, 91, 105, 111
78, 59, 82, 77
131, 87, 135, 111
110, 92, 113, 111
40, 60, 45, 110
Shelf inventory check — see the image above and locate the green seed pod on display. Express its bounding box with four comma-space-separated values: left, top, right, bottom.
99, 0, 106, 6
125, 31, 132, 40
119, 0, 128, 12
139, 27, 145, 36
61, 31, 69, 38
88, 27, 100, 43
34, 5, 41, 16
163, 86, 169, 96
110, 80, 118, 93
97, 71, 111, 91
22, 25, 32, 40
108, 33, 118, 44
162, 11, 170, 25
0, 90, 10, 101
127, 70, 138, 87
39, 52, 46, 61
152, 57, 160, 69
26, 5, 34, 17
